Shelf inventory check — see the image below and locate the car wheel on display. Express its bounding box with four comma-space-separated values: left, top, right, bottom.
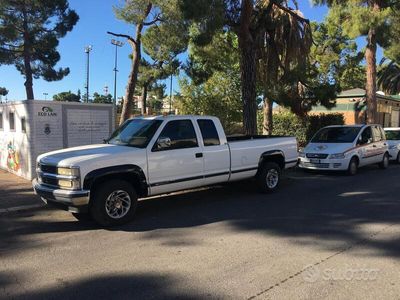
71, 212, 92, 222
379, 153, 389, 169
90, 180, 137, 227
347, 157, 358, 176
397, 152, 400, 164
256, 162, 281, 193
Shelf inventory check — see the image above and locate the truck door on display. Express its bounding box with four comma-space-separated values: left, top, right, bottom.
147, 119, 204, 195
196, 119, 230, 185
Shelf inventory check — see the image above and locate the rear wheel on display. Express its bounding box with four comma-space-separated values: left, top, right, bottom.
347, 157, 358, 176
256, 162, 281, 193
90, 180, 137, 227
379, 153, 389, 169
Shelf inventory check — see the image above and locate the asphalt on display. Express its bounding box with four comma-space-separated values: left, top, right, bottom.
1, 164, 400, 299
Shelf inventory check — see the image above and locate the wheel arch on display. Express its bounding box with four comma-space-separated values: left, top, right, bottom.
257, 150, 285, 174
83, 165, 148, 198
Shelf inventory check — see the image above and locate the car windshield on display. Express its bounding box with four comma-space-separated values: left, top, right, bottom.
384, 130, 400, 140
311, 127, 361, 143
107, 119, 163, 148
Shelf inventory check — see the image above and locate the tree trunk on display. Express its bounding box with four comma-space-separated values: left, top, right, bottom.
141, 83, 148, 115
365, 2, 379, 124
237, 0, 257, 135
263, 97, 273, 135
119, 4, 152, 125
22, 5, 34, 100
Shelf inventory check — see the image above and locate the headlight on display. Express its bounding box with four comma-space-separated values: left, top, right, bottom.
330, 153, 345, 159
57, 167, 80, 176
298, 151, 306, 158
58, 179, 80, 189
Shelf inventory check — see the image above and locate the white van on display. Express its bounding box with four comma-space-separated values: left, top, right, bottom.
299, 124, 389, 175
384, 127, 400, 163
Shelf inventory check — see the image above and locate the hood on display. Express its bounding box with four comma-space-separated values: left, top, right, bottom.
37, 144, 145, 167
304, 142, 354, 154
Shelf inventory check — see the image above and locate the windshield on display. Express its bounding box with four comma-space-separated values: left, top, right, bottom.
384, 130, 400, 140
311, 127, 361, 143
107, 119, 163, 148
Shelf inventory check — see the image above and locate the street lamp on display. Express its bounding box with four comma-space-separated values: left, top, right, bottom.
110, 39, 124, 107
43, 92, 48, 100
84, 45, 93, 102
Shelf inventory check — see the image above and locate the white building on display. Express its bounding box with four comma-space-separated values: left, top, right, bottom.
0, 100, 114, 180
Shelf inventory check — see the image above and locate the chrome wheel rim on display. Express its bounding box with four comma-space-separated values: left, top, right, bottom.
105, 190, 131, 219
266, 169, 279, 189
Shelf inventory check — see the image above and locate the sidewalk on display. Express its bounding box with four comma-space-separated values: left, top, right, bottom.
0, 169, 43, 212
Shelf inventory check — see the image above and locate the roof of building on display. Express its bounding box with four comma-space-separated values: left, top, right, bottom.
337, 88, 400, 102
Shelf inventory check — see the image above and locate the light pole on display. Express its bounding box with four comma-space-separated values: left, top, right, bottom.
84, 45, 93, 102
43, 92, 48, 100
169, 73, 173, 114
111, 39, 124, 108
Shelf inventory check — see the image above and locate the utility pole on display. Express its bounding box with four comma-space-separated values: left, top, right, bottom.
169, 73, 173, 114
111, 39, 124, 108
43, 93, 48, 100
84, 45, 93, 102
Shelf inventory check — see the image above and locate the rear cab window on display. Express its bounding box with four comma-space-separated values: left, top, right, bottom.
197, 119, 221, 146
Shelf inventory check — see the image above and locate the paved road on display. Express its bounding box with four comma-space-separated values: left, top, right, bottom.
1, 165, 400, 299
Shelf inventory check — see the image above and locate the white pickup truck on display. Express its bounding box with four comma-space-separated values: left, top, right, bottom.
33, 115, 298, 226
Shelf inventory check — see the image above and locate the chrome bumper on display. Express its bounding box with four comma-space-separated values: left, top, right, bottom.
32, 179, 90, 211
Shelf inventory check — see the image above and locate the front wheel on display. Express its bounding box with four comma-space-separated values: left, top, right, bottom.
396, 152, 400, 164
256, 162, 281, 193
379, 153, 389, 169
90, 180, 138, 227
347, 157, 358, 176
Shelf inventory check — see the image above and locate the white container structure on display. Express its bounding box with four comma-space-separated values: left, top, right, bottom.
0, 100, 114, 180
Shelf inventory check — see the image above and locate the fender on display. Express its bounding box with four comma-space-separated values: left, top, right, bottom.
258, 150, 286, 169
83, 164, 148, 197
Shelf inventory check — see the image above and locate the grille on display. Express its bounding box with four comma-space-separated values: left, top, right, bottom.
40, 164, 57, 174
302, 162, 330, 169
41, 177, 58, 186
306, 153, 329, 159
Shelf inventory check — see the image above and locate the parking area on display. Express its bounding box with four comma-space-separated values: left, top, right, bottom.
1, 165, 400, 299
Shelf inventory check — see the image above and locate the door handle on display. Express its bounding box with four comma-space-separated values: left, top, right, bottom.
195, 153, 203, 158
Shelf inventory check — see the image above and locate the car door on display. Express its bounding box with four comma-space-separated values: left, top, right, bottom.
196, 118, 230, 185
147, 119, 205, 195
371, 125, 387, 163
357, 126, 375, 166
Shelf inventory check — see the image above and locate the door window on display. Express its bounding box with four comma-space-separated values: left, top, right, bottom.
372, 126, 383, 142
154, 120, 198, 151
197, 119, 220, 146
358, 127, 372, 145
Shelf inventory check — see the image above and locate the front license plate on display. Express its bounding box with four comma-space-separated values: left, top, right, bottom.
310, 158, 321, 164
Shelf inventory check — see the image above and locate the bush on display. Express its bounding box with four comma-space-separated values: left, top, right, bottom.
258, 111, 344, 146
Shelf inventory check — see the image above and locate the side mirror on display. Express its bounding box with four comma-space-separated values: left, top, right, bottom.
157, 137, 171, 149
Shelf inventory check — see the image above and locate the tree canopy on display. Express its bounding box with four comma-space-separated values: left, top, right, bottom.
53, 91, 80, 102
0, 0, 79, 99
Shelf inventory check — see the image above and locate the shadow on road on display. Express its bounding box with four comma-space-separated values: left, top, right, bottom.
1, 165, 400, 259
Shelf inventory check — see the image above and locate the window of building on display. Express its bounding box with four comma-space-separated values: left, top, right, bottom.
21, 117, 26, 133
197, 119, 220, 146
9, 112, 15, 131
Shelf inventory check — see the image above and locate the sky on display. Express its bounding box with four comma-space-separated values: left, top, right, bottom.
0, 0, 379, 101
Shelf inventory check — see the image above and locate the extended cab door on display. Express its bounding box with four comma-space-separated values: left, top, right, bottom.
196, 118, 230, 185
147, 119, 204, 195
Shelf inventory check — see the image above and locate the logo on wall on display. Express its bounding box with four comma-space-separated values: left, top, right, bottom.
44, 124, 51, 135
7, 141, 20, 171
38, 106, 57, 117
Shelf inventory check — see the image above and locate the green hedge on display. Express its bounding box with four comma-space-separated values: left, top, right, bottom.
258, 112, 345, 146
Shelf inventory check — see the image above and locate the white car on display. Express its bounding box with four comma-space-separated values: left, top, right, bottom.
299, 124, 389, 175
384, 127, 400, 163
33, 115, 298, 226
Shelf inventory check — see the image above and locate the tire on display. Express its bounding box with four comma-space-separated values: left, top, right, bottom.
256, 162, 281, 193
347, 157, 358, 176
90, 179, 138, 227
379, 153, 389, 169
72, 212, 92, 222
397, 152, 400, 164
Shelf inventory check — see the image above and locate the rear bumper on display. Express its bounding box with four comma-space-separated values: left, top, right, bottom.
32, 179, 90, 213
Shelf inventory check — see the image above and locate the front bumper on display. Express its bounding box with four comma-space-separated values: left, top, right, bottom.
32, 179, 90, 213
298, 157, 350, 171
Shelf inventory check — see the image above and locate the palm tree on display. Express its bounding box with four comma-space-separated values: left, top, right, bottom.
378, 60, 400, 95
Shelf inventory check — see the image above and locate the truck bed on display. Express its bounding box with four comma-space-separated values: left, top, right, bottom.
227, 135, 289, 142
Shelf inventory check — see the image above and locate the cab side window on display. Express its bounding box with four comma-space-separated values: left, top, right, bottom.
154, 120, 198, 151
358, 127, 372, 145
197, 119, 220, 146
